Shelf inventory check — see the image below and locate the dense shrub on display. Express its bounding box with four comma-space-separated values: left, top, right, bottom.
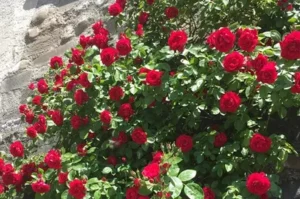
1, 0, 300, 199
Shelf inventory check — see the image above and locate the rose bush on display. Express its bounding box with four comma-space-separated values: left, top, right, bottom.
0, 0, 300, 199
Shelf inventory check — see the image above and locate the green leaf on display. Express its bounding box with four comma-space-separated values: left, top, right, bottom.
211, 107, 220, 115
225, 163, 233, 172
191, 78, 204, 92
259, 85, 269, 99
178, 170, 197, 182
222, 0, 229, 6
168, 165, 180, 177
169, 177, 183, 198
102, 167, 113, 174
184, 183, 204, 199
94, 190, 102, 199
61, 190, 69, 199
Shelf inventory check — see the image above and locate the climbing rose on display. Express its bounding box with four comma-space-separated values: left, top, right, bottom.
21, 162, 36, 180
118, 103, 134, 121
165, 7, 179, 19
26, 126, 38, 138
0, 184, 4, 194
19, 104, 28, 114
131, 127, 147, 144
51, 110, 63, 126
100, 47, 119, 66
100, 110, 112, 124
28, 82, 35, 90
238, 28, 258, 52
109, 86, 124, 101
71, 115, 82, 130
25, 110, 35, 124
142, 162, 160, 179
71, 48, 84, 65
222, 51, 244, 72
136, 24, 144, 37
168, 30, 188, 52
58, 172, 68, 184
146, 70, 163, 86
50, 56, 63, 69
69, 179, 86, 199
152, 151, 163, 163
147, 0, 154, 5
74, 89, 89, 105
214, 27, 236, 52
78, 72, 91, 88
31, 180, 51, 193
34, 115, 47, 134
250, 133, 272, 153
251, 53, 268, 72
203, 187, 215, 199
92, 33, 109, 49
37, 79, 48, 94
44, 149, 61, 169
107, 156, 117, 166
280, 31, 300, 60
116, 35, 132, 56
256, 62, 278, 84
92, 21, 109, 36
175, 134, 193, 152
138, 12, 149, 25
214, 133, 228, 147
246, 172, 271, 195
77, 143, 87, 156
112, 131, 128, 146
9, 141, 24, 157
116, 0, 126, 8
291, 72, 300, 93
108, 3, 123, 16
79, 35, 91, 49
206, 31, 216, 48
220, 91, 241, 113
126, 187, 139, 199
138, 67, 151, 74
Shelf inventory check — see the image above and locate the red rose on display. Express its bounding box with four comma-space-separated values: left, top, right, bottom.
21, 162, 36, 180
116, 0, 126, 8
251, 54, 268, 72
25, 110, 35, 124
291, 72, 300, 93
147, 0, 154, 5
131, 127, 147, 144
107, 156, 117, 166
136, 24, 144, 37
206, 32, 216, 48
19, 104, 28, 114
118, 103, 134, 121
138, 67, 151, 74
71, 48, 84, 65
100, 47, 119, 66
100, 110, 112, 124
50, 56, 63, 69
139, 12, 149, 25
9, 141, 24, 157
69, 179, 86, 199
126, 187, 139, 199
260, 193, 269, 199
152, 151, 163, 163
203, 187, 215, 199
53, 74, 63, 91
78, 73, 91, 88
175, 134, 193, 152
0, 184, 4, 194
79, 35, 91, 49
213, 132, 227, 147
146, 70, 163, 86
238, 28, 258, 52
37, 79, 48, 94
109, 86, 124, 101
88, 132, 96, 139
31, 180, 51, 193
112, 131, 128, 146
116, 36, 132, 56
66, 79, 78, 91
222, 51, 244, 72
220, 91, 241, 113
51, 110, 63, 126
127, 75, 133, 82
26, 126, 38, 138
246, 172, 271, 195
108, 3, 123, 16
74, 89, 89, 105
71, 115, 82, 130
2, 172, 22, 186
34, 121, 47, 134
168, 30, 188, 52
58, 172, 68, 184
28, 82, 35, 90
280, 31, 300, 60
214, 27, 236, 53
256, 62, 278, 84
92, 33, 109, 49
165, 7, 179, 19
44, 149, 61, 169
250, 133, 272, 153
77, 143, 87, 156
142, 162, 160, 179
92, 21, 109, 35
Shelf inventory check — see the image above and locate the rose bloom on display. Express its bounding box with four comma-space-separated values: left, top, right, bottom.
222, 51, 244, 72
78, 72, 91, 88
32, 95, 42, 106
51, 110, 63, 126
108, 3, 123, 16
251, 53, 268, 72
131, 127, 147, 144
107, 156, 117, 166
92, 21, 109, 35
280, 31, 300, 60
256, 62, 278, 84
19, 104, 28, 114
44, 149, 61, 169
165, 7, 179, 19
139, 67, 151, 75
168, 30, 188, 52
112, 131, 128, 146
79, 35, 91, 49
142, 162, 160, 179
31, 180, 51, 193
206, 31, 216, 48
100, 47, 119, 66
116, 0, 126, 8
25, 110, 35, 124
26, 125, 38, 138
246, 172, 271, 195
71, 48, 84, 65
220, 91, 241, 113
100, 110, 112, 124
37, 79, 48, 94
126, 187, 139, 199
74, 89, 89, 105
58, 172, 68, 184
28, 82, 35, 90
138, 12, 149, 25
118, 103, 134, 121
152, 151, 163, 163
69, 179, 86, 199
109, 86, 124, 101
213, 132, 227, 148
21, 162, 36, 180
147, 0, 154, 5
2, 172, 22, 186
238, 28, 258, 52
136, 24, 144, 37
175, 134, 193, 152
291, 72, 300, 93
77, 143, 87, 156
0, 184, 4, 194
92, 33, 108, 49
250, 133, 272, 153
146, 70, 163, 86
203, 187, 215, 199
50, 56, 63, 69
71, 115, 82, 130
214, 27, 236, 52
9, 141, 24, 157
116, 35, 132, 56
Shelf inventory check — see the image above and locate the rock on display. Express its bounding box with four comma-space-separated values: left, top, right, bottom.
75, 16, 91, 36
60, 25, 75, 44
31, 6, 51, 26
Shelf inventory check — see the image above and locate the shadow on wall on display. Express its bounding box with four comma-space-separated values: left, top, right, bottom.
23, 0, 79, 10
